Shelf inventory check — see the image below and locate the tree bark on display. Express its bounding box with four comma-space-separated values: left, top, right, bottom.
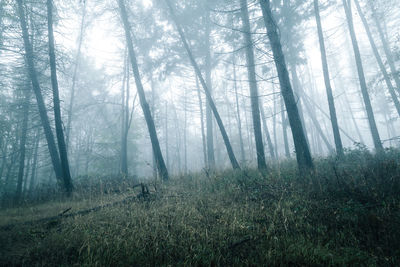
314, 0, 344, 156
259, 0, 314, 172
47, 0, 73, 194
165, 0, 240, 169
118, 0, 169, 180
342, 0, 383, 151
240, 0, 267, 170
16, 0, 63, 184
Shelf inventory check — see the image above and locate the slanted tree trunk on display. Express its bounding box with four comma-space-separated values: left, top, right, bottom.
342, 0, 383, 151
165, 0, 240, 169
240, 0, 267, 170
314, 0, 344, 156
369, 2, 400, 95
259, 0, 313, 173
47, 0, 73, 194
292, 65, 334, 153
118, 0, 169, 180
16, 0, 63, 184
354, 0, 400, 117
66, 1, 86, 149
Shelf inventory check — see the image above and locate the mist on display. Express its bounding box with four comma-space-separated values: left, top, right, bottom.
1, 0, 400, 265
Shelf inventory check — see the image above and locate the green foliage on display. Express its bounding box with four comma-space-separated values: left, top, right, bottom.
0, 149, 399, 266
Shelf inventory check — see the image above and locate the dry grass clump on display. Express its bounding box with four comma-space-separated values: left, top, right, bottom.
1, 148, 399, 266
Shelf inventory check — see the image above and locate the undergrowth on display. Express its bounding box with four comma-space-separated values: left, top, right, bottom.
0, 148, 399, 266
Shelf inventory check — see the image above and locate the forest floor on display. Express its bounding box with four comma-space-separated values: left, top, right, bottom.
1, 148, 400, 266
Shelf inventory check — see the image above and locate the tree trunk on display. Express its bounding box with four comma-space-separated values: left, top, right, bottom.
354, 0, 400, 117
292, 65, 333, 152
260, 101, 276, 160
259, 0, 313, 173
120, 52, 128, 177
47, 0, 73, 194
29, 129, 40, 194
314, 0, 344, 156
118, 0, 169, 180
204, 10, 215, 170
196, 77, 208, 168
16, 0, 63, 184
281, 94, 291, 158
165, 102, 170, 170
232, 56, 246, 164
15, 87, 31, 203
165, 0, 240, 169
342, 0, 383, 151
66, 1, 86, 149
369, 2, 400, 95
240, 0, 267, 170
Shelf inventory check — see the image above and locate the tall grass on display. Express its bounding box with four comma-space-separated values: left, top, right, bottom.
1, 148, 399, 266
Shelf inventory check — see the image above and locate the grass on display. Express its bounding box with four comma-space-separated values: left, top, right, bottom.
1, 148, 399, 266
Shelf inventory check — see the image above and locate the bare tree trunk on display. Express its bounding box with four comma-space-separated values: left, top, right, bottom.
165, 102, 170, 170
260, 101, 276, 160
184, 86, 188, 174
15, 87, 31, 203
354, 0, 400, 117
120, 52, 128, 177
292, 65, 333, 152
342, 0, 383, 151
281, 94, 291, 158
314, 0, 344, 156
66, 1, 86, 149
204, 10, 215, 170
259, 0, 314, 173
165, 0, 240, 169
47, 0, 73, 194
16, 0, 63, 183
232, 56, 246, 164
240, 0, 267, 170
118, 0, 169, 180
272, 84, 278, 159
29, 129, 40, 194
196, 77, 208, 168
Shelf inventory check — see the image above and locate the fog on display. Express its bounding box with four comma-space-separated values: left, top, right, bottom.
0, 0, 399, 199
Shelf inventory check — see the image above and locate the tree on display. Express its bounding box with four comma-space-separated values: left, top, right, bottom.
118, 0, 169, 181
239, 0, 267, 170
165, 0, 240, 170
16, 0, 64, 187
342, 0, 383, 151
313, 0, 344, 156
47, 0, 73, 194
259, 0, 314, 173
354, 0, 400, 118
